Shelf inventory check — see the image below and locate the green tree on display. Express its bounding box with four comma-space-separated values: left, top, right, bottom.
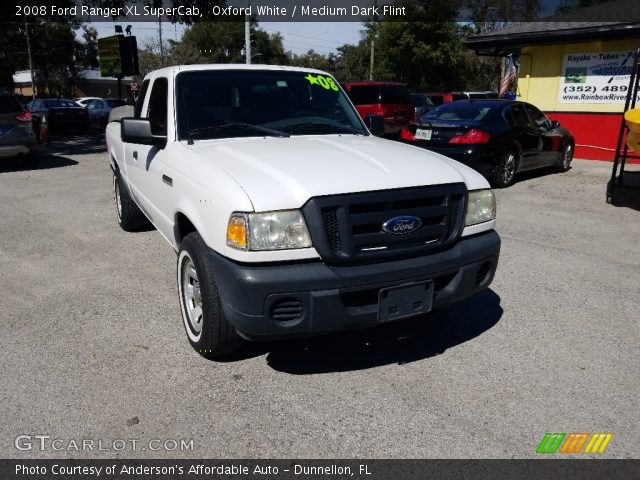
289, 50, 335, 72
332, 41, 370, 82
137, 36, 205, 78
78, 26, 100, 69
253, 31, 289, 65
30, 23, 83, 96
181, 21, 247, 63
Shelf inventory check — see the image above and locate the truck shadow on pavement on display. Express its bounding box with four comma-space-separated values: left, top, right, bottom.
229, 289, 503, 373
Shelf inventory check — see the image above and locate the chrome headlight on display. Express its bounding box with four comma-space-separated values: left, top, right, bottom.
465, 189, 496, 226
227, 210, 313, 251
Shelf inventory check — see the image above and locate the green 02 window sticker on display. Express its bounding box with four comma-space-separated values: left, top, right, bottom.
305, 73, 339, 91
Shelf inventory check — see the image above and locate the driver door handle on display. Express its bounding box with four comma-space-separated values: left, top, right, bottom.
132, 151, 138, 160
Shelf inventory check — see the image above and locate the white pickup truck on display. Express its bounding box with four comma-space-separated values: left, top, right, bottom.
106, 65, 500, 358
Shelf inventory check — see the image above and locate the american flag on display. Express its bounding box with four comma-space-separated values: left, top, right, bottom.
500, 55, 518, 98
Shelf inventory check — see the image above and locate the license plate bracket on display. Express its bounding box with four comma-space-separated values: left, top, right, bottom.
378, 280, 434, 322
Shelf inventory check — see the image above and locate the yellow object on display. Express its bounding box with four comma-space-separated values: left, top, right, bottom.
624, 108, 640, 134
226, 215, 247, 250
626, 131, 640, 152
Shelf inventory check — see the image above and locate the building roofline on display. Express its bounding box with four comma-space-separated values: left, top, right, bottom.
466, 22, 640, 55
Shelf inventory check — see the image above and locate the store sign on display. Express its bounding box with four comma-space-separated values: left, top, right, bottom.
558, 50, 639, 104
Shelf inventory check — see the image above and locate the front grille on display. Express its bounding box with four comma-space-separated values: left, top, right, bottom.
322, 208, 343, 254
302, 184, 466, 265
269, 298, 303, 322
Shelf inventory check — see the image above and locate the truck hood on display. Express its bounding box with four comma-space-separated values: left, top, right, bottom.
186, 135, 489, 211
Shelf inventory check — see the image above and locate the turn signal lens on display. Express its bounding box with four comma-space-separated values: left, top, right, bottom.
226, 214, 247, 250
449, 129, 491, 144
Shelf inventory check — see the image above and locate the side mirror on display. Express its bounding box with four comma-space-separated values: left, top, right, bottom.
365, 114, 385, 137
121, 118, 166, 149
551, 120, 560, 129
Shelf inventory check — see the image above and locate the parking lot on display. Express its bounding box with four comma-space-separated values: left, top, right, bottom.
0, 132, 638, 459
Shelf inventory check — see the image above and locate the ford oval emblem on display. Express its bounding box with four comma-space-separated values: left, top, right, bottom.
382, 216, 422, 235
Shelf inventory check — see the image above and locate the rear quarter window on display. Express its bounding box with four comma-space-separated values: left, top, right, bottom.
380, 85, 412, 104
0, 95, 23, 113
347, 85, 379, 105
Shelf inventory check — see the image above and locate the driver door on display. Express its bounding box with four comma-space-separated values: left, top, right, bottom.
123, 77, 174, 237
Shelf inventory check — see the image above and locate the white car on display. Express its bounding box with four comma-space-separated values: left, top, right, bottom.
106, 64, 501, 358
85, 98, 125, 126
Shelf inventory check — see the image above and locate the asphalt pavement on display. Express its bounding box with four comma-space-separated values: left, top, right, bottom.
0, 134, 638, 459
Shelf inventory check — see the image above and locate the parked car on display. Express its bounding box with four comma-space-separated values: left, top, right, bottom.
74, 96, 102, 108
464, 91, 499, 99
425, 92, 469, 106
343, 81, 414, 136
86, 98, 126, 127
411, 93, 435, 121
400, 99, 574, 187
106, 65, 500, 358
0, 91, 38, 166
26, 98, 90, 135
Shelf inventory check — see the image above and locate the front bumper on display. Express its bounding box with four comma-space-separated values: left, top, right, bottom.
210, 230, 501, 341
0, 144, 36, 159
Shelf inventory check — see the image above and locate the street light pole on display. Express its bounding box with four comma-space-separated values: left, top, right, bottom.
24, 19, 37, 98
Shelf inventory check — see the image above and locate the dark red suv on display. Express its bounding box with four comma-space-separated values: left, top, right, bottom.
343, 82, 414, 136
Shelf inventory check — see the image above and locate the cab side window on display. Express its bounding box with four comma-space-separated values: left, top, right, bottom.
507, 104, 529, 128
133, 79, 150, 119
147, 78, 168, 136
525, 104, 551, 129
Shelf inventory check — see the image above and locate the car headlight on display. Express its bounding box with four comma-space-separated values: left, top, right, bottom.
226, 210, 313, 251
465, 189, 496, 226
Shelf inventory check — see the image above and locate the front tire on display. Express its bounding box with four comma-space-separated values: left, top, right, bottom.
113, 168, 151, 231
177, 232, 243, 358
556, 141, 574, 172
494, 150, 518, 188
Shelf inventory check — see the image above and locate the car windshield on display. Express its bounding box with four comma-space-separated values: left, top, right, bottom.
105, 99, 125, 107
421, 103, 499, 123
45, 99, 78, 108
176, 70, 367, 140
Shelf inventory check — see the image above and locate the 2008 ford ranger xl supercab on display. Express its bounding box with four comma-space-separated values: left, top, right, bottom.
106, 65, 501, 358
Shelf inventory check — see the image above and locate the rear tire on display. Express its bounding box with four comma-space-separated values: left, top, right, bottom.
493, 150, 518, 188
177, 232, 243, 359
113, 168, 151, 232
556, 141, 574, 172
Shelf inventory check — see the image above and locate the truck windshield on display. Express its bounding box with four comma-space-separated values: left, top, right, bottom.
176, 70, 367, 140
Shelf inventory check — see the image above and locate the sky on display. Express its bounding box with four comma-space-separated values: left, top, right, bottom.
85, 21, 364, 56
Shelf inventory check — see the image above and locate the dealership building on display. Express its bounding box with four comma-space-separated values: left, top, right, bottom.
466, 0, 640, 160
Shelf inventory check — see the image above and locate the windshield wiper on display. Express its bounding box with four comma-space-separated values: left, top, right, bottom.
187, 123, 289, 143
286, 122, 364, 135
